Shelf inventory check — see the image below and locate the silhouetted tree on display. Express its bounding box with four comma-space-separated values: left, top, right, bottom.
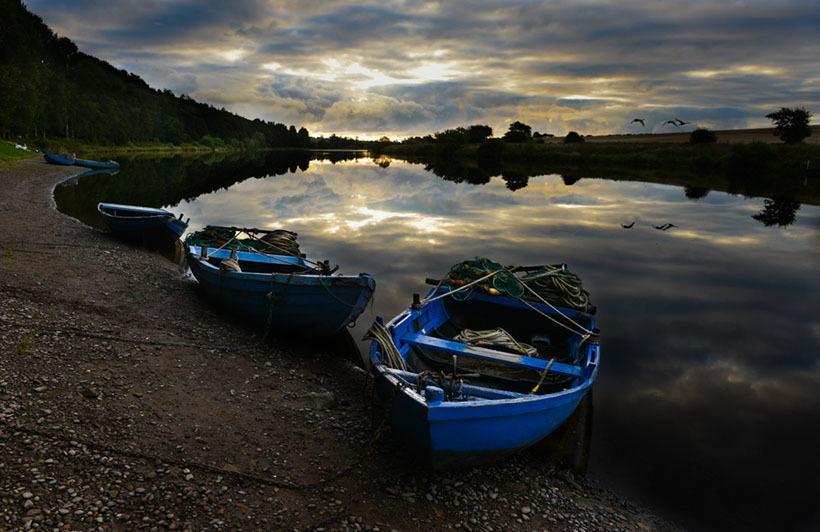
752, 197, 801, 226
434, 128, 468, 156
297, 127, 310, 147
466, 124, 493, 143
503, 121, 532, 143
766, 107, 812, 144
564, 131, 585, 143
689, 128, 717, 144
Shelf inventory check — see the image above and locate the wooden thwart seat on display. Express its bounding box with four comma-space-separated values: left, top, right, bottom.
400, 332, 583, 378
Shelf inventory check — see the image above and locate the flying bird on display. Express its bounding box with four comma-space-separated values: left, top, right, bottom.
630, 118, 646, 127
621, 221, 635, 229
675, 118, 690, 126
663, 120, 680, 127
654, 223, 677, 231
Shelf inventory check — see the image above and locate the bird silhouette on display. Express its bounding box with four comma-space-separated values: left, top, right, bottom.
675, 118, 690, 126
654, 223, 677, 231
630, 118, 646, 127
663, 120, 679, 127
621, 221, 635, 229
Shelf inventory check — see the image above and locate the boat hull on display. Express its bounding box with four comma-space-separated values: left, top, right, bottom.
368, 285, 599, 468
371, 346, 593, 468
187, 248, 375, 337
75, 158, 119, 169
44, 153, 75, 166
97, 203, 186, 243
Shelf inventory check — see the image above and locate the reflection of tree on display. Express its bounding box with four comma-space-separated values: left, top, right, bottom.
752, 197, 801, 227
53, 150, 343, 230
423, 159, 492, 185
502, 171, 529, 191
561, 174, 582, 186
373, 156, 391, 168
684, 186, 710, 200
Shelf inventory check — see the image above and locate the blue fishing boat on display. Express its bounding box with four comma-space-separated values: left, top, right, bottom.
75, 158, 120, 170
44, 153, 76, 165
367, 259, 600, 468
185, 226, 375, 337
97, 203, 189, 241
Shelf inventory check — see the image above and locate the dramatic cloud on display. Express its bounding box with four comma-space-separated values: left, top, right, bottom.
28, 0, 820, 137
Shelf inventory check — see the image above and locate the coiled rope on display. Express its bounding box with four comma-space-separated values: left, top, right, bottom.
454, 328, 537, 356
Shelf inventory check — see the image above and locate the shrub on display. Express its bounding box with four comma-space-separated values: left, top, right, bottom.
689, 128, 717, 144
564, 131, 585, 143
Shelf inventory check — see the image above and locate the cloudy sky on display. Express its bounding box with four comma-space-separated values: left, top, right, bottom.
28, 0, 820, 138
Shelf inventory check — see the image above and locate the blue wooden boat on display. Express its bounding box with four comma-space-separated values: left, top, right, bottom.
185, 227, 375, 337
44, 153, 76, 165
97, 203, 189, 241
368, 267, 599, 468
75, 158, 120, 170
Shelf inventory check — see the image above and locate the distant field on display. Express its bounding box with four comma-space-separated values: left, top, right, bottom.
578, 125, 820, 144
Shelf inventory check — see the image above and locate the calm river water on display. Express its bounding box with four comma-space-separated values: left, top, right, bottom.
55, 151, 820, 531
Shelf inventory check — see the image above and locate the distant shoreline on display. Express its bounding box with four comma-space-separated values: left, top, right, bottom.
566, 125, 820, 145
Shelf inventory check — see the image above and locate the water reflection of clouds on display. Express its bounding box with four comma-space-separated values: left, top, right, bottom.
178, 157, 819, 530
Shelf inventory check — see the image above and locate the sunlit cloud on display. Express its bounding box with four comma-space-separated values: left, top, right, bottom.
26, 0, 820, 137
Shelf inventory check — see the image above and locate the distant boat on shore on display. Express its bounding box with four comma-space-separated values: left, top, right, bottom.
45, 153, 119, 169
43, 153, 76, 165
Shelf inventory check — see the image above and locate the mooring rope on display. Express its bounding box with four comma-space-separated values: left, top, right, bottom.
363, 321, 406, 371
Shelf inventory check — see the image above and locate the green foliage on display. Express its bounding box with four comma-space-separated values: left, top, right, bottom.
0, 141, 30, 160
564, 131, 585, 143
689, 128, 717, 144
503, 121, 532, 143
434, 128, 469, 156
766, 107, 812, 144
0, 1, 309, 148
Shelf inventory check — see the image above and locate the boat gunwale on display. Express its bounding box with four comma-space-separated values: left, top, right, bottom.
369, 285, 599, 415
97, 202, 175, 220
186, 246, 375, 287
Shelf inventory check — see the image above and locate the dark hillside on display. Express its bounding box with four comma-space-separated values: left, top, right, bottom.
0, 0, 309, 147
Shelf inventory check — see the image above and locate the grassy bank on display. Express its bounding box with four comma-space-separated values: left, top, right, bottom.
23, 138, 260, 158
0, 141, 32, 163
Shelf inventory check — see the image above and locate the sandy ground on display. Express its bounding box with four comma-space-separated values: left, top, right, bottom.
0, 158, 676, 531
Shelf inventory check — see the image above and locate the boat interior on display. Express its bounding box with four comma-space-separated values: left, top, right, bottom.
192, 247, 312, 275
395, 294, 594, 396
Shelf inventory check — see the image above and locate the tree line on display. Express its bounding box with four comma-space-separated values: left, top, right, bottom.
0, 0, 310, 148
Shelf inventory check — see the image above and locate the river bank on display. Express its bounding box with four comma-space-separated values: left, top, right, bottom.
382, 140, 820, 178
0, 157, 677, 531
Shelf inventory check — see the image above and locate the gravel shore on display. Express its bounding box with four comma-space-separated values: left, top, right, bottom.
0, 158, 677, 531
